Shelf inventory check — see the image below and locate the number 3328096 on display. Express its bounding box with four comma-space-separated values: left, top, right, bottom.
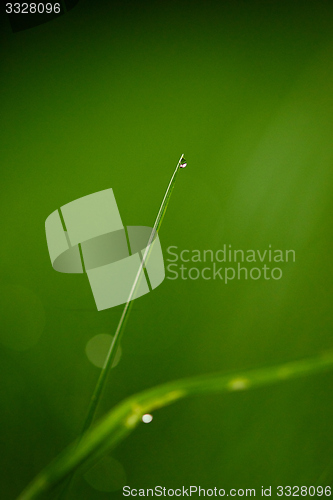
6, 3, 61, 14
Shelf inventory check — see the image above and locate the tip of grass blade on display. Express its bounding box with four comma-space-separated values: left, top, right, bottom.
179, 154, 187, 168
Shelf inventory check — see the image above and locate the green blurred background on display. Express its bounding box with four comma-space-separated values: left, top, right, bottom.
1, 1, 333, 498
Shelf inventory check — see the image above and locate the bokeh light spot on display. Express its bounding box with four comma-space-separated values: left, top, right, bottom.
84, 455, 127, 492
0, 285, 45, 351
85, 333, 122, 368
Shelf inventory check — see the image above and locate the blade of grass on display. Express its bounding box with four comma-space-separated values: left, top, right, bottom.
81, 153, 185, 435
17, 349, 333, 500
57, 154, 186, 498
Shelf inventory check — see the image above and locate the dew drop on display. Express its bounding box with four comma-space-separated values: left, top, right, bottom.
142, 413, 153, 423
179, 157, 187, 168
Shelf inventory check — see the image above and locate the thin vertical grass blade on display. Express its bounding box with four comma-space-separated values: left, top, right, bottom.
81, 153, 185, 435
57, 154, 186, 499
